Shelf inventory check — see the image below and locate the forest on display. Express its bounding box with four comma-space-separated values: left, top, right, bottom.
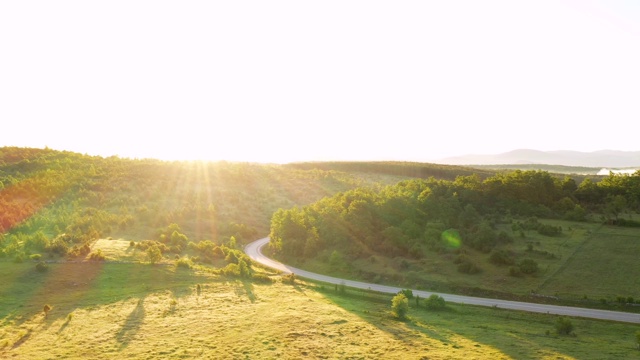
269, 168, 640, 297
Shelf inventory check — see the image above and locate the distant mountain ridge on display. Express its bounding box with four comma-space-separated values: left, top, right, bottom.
438, 149, 640, 168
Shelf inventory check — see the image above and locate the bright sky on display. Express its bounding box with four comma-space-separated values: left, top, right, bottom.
1, 1, 639, 163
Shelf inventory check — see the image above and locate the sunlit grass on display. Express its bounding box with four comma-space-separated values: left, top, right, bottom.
3, 267, 639, 359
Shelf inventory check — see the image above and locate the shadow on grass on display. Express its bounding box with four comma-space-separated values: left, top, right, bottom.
0, 261, 213, 329
234, 280, 257, 303
309, 282, 632, 360
116, 296, 146, 349
56, 309, 77, 334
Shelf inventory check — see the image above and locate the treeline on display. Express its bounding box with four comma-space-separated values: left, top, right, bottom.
285, 161, 497, 181
270, 170, 640, 262
0, 147, 375, 260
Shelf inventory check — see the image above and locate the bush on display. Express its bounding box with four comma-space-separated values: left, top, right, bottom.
489, 250, 515, 266
518, 259, 539, 274
400, 289, 414, 300
391, 293, 409, 320
455, 255, 482, 274
30, 254, 42, 261
555, 316, 574, 335
425, 294, 446, 310
88, 249, 106, 261
252, 273, 273, 283
36, 261, 48, 272
221, 263, 240, 276
537, 224, 562, 236
67, 243, 91, 258
282, 273, 296, 285
175, 257, 193, 269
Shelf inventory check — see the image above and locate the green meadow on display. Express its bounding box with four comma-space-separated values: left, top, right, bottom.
1, 261, 639, 359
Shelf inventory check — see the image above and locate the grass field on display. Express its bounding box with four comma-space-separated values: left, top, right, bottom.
1, 261, 640, 359
296, 220, 611, 299
539, 224, 640, 300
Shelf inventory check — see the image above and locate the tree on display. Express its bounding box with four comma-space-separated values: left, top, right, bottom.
147, 245, 162, 264
391, 293, 409, 320
605, 195, 628, 221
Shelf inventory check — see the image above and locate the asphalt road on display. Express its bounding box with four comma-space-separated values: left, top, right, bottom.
245, 237, 640, 324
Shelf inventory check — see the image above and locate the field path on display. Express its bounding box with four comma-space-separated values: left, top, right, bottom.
245, 237, 640, 324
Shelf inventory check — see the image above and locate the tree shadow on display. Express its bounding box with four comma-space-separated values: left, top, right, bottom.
56, 310, 77, 334
116, 297, 146, 349
234, 280, 257, 303
311, 284, 616, 360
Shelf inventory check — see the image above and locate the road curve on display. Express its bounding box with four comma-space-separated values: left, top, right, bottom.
245, 237, 640, 324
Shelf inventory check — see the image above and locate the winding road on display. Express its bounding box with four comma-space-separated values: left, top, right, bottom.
245, 237, 640, 324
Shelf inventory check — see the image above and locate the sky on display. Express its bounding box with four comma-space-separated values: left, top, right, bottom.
1, 1, 639, 163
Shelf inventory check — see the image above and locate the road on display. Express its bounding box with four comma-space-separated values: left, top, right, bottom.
245, 237, 640, 324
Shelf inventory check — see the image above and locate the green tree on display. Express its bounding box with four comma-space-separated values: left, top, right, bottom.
391, 293, 409, 320
147, 245, 162, 264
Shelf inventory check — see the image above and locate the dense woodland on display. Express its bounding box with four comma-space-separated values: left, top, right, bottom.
269, 168, 640, 278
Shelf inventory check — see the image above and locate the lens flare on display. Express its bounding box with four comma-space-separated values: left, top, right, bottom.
441, 229, 461, 249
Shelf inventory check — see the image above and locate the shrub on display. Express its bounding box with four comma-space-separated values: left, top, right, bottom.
537, 224, 562, 236
555, 316, 574, 335
282, 273, 296, 285
221, 263, 240, 277
425, 294, 446, 310
252, 273, 273, 283
67, 243, 91, 258
88, 249, 106, 261
14, 254, 24, 263
391, 293, 409, 320
400, 289, 414, 300
30, 254, 42, 261
35, 261, 48, 272
129, 241, 135, 247
455, 255, 481, 274
238, 259, 252, 278
175, 257, 193, 269
489, 250, 515, 266
518, 259, 539, 274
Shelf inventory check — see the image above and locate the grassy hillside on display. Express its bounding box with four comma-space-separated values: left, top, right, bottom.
1, 263, 639, 359
3, 147, 640, 358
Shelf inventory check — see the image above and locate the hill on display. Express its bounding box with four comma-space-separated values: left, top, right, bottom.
0, 147, 497, 259
438, 149, 640, 168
